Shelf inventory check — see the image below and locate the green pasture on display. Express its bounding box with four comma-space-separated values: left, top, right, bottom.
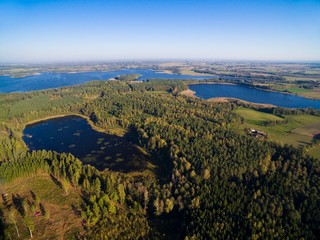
235, 107, 320, 158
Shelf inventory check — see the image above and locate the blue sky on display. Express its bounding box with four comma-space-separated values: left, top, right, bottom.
0, 0, 319, 62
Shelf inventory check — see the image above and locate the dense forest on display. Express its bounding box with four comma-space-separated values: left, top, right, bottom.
0, 78, 319, 239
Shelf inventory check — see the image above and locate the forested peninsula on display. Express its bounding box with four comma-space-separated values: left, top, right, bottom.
0, 78, 319, 239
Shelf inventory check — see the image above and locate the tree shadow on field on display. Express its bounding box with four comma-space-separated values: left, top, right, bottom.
50, 174, 63, 189
71, 204, 82, 217
312, 133, 320, 143
30, 190, 36, 201
12, 194, 25, 217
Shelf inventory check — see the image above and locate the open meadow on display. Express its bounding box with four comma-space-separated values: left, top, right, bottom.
236, 107, 320, 158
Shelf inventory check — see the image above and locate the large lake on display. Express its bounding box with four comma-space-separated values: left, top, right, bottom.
2, 68, 320, 109
23, 115, 149, 172
189, 84, 320, 109
0, 69, 213, 93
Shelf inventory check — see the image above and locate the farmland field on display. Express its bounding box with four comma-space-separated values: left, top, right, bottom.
236, 107, 283, 124
292, 121, 320, 137
236, 107, 320, 158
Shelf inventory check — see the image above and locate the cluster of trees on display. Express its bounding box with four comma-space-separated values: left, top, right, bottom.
293, 80, 320, 90
258, 119, 289, 126
114, 74, 141, 81
0, 78, 319, 239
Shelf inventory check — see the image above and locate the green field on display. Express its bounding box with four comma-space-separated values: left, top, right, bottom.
286, 87, 309, 94
236, 107, 283, 124
299, 87, 320, 100
264, 83, 320, 100
285, 87, 320, 100
236, 107, 320, 158
292, 121, 320, 136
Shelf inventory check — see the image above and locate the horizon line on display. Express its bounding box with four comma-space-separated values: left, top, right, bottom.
1, 58, 320, 65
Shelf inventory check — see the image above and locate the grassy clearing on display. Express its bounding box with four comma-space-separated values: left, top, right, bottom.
283, 86, 320, 100
286, 87, 309, 94
235, 107, 320, 158
266, 82, 320, 100
284, 76, 318, 81
292, 121, 320, 137
1, 174, 83, 239
236, 107, 283, 125
299, 87, 320, 100
308, 145, 320, 159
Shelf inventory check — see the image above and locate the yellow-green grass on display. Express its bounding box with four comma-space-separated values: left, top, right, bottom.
285, 76, 319, 81
292, 121, 320, 136
286, 87, 310, 94
281, 85, 320, 100
308, 145, 320, 159
235, 108, 320, 157
1, 174, 83, 239
298, 87, 320, 100
264, 84, 320, 100
236, 107, 283, 125
304, 71, 320, 74
180, 68, 214, 76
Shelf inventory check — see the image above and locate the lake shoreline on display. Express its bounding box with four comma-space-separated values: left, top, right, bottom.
187, 83, 320, 109
24, 113, 107, 135
188, 81, 236, 85
207, 97, 276, 108
180, 82, 237, 98
0, 69, 214, 93
179, 89, 198, 98
240, 83, 320, 101
189, 81, 320, 101
180, 87, 275, 108
234, 82, 320, 101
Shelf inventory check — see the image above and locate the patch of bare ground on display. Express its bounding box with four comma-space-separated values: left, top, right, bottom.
179, 89, 197, 98
158, 62, 186, 67
1, 174, 84, 239
207, 97, 276, 108
206, 97, 229, 103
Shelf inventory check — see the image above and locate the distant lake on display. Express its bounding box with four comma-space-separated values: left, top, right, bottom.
189, 84, 320, 109
0, 69, 213, 93
23, 115, 149, 172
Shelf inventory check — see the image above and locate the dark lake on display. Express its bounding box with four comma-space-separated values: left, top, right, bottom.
0, 69, 213, 93
23, 115, 150, 172
189, 84, 320, 109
